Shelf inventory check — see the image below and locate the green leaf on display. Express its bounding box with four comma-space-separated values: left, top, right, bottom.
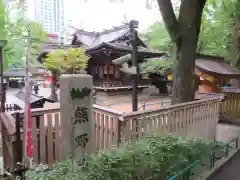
140, 57, 172, 75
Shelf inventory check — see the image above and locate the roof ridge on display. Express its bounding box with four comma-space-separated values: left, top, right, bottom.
76, 23, 129, 36
196, 53, 225, 60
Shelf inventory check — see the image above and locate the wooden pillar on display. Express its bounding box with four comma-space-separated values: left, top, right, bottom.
96, 63, 99, 79
2, 125, 8, 169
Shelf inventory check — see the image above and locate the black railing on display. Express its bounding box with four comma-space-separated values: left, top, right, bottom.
4, 104, 22, 112
168, 137, 239, 180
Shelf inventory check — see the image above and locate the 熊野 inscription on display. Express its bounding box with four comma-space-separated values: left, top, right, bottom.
60, 74, 93, 163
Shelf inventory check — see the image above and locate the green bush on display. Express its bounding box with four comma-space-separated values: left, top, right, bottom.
25, 135, 218, 180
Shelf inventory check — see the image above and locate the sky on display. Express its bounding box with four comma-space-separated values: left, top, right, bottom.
66, 0, 162, 32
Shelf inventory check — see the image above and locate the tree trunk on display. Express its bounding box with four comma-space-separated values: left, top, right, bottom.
49, 72, 58, 101
157, 0, 207, 104
233, 15, 240, 67
231, 5, 240, 87
171, 40, 197, 104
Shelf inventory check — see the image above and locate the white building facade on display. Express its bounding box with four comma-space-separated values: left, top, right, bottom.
33, 0, 65, 36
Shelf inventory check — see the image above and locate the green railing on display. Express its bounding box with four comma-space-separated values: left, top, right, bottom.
168, 137, 239, 180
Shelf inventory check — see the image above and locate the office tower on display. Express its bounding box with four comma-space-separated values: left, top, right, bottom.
33, 0, 65, 35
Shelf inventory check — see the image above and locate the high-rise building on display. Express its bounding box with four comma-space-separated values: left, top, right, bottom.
33, 0, 65, 35
64, 20, 75, 44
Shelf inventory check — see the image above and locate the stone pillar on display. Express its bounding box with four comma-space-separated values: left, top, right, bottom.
60, 74, 93, 163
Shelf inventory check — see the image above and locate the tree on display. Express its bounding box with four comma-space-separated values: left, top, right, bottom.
44, 49, 65, 101
197, 0, 234, 58
1, 0, 48, 70
225, 0, 240, 67
27, 22, 48, 71
7, 21, 48, 69
142, 22, 171, 52
211, 0, 240, 86
44, 47, 89, 101
0, 0, 12, 70
63, 47, 89, 73
156, 0, 207, 104
0, 0, 5, 40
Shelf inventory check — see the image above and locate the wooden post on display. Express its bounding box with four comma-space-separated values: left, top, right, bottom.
129, 20, 139, 112
15, 113, 22, 163
60, 74, 93, 165
0, 40, 6, 112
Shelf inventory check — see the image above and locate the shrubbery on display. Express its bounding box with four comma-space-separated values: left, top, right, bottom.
25, 135, 218, 180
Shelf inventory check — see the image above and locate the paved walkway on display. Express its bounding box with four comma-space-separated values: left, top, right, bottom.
208, 150, 240, 180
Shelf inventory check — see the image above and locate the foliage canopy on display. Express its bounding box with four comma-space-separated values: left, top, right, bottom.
0, 0, 48, 70
44, 47, 89, 74
44, 49, 65, 73
140, 58, 171, 76
64, 47, 89, 73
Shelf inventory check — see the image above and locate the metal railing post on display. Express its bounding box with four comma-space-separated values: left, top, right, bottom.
236, 138, 239, 149
225, 146, 229, 157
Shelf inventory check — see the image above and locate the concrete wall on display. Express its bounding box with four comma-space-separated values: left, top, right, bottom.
216, 123, 240, 142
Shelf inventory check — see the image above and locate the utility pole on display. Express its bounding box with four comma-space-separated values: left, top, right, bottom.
129, 20, 139, 112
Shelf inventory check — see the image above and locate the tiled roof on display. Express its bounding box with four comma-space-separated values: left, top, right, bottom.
37, 23, 158, 60
14, 92, 56, 104
143, 54, 240, 78
74, 24, 130, 47
72, 23, 147, 48
195, 54, 240, 77
86, 42, 165, 57
40, 41, 79, 53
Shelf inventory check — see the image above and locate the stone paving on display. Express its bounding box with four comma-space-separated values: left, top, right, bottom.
208, 123, 240, 180
208, 150, 240, 180
97, 94, 171, 112
108, 98, 170, 112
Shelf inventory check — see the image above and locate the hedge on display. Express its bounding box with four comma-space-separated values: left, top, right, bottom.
25, 135, 218, 180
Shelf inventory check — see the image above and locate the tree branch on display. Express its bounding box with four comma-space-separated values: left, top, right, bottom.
195, 0, 207, 43
177, 0, 207, 47
157, 0, 179, 43
197, 40, 206, 53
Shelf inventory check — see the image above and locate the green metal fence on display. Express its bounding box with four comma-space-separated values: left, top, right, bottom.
168, 137, 239, 180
